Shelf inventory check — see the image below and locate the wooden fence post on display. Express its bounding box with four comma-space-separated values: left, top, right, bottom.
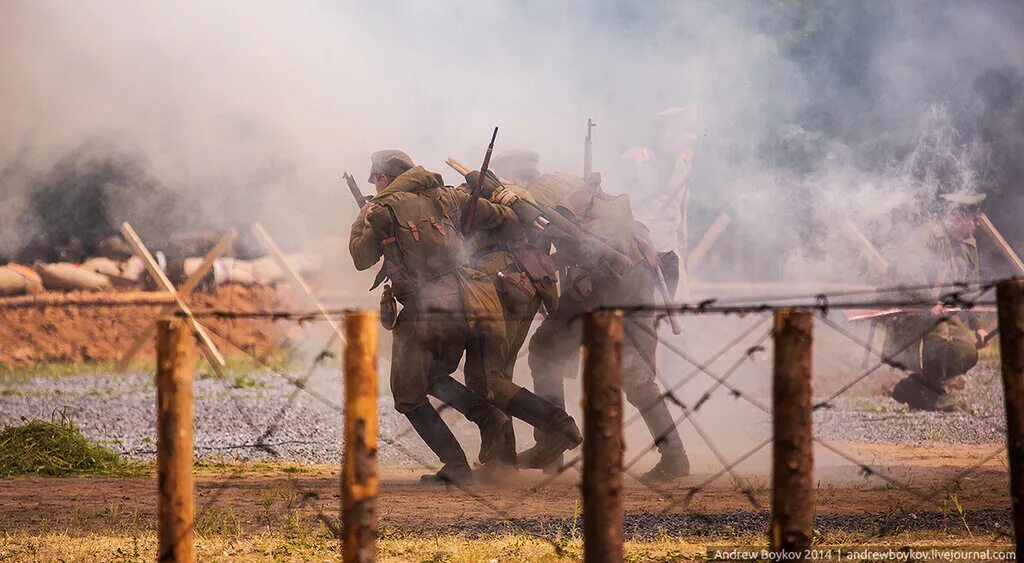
156, 318, 197, 563
343, 310, 379, 563
582, 310, 624, 563
997, 279, 1024, 560
771, 309, 814, 559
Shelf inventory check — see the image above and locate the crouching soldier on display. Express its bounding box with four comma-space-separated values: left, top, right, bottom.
883, 192, 990, 412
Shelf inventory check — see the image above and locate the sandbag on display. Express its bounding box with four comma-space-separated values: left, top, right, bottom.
33, 261, 111, 291
0, 264, 45, 296
252, 253, 323, 285
184, 257, 255, 286
81, 257, 140, 287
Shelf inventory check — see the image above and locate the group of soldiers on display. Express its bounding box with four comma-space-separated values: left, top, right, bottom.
345, 104, 997, 485
347, 138, 693, 485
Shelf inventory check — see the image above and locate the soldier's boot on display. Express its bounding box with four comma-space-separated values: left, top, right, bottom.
505, 389, 582, 470
525, 371, 567, 474
637, 398, 690, 482
429, 375, 516, 469
891, 374, 958, 412
931, 376, 966, 412
403, 403, 474, 485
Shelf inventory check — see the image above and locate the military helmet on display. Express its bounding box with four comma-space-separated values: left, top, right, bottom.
368, 150, 415, 182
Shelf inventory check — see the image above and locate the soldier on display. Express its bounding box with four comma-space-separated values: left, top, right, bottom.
523, 173, 691, 481
448, 156, 582, 475
349, 150, 579, 484
621, 104, 699, 298
883, 192, 990, 412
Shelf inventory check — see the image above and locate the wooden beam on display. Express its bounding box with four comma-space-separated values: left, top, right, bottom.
840, 220, 889, 277
116, 231, 236, 371
997, 279, 1024, 561
156, 318, 196, 563
251, 222, 345, 342
0, 290, 175, 309
581, 310, 624, 563
980, 213, 1024, 276
343, 310, 379, 563
120, 222, 226, 369
770, 309, 814, 559
686, 212, 732, 272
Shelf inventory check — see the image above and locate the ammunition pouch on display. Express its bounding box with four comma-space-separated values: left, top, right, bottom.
379, 284, 398, 330
563, 265, 593, 302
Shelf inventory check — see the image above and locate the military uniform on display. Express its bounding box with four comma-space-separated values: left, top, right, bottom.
883, 196, 985, 411
350, 152, 520, 483
523, 173, 690, 481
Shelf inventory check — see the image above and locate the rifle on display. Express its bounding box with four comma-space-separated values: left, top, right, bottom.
461, 127, 499, 234
445, 156, 682, 335
583, 118, 596, 180
343, 172, 371, 207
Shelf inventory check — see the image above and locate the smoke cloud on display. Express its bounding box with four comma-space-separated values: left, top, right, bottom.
3, 0, 1023, 468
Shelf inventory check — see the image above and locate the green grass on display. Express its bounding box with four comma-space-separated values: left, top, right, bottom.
0, 412, 140, 478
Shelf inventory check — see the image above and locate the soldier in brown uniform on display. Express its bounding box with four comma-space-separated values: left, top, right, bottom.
448, 152, 584, 471
350, 150, 579, 483
522, 173, 691, 481
883, 192, 990, 412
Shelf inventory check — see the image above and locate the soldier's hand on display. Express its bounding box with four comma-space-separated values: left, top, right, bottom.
930, 302, 947, 316
356, 201, 375, 228
976, 329, 990, 348
490, 186, 519, 206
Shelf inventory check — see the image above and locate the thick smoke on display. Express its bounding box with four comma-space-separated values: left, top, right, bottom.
2, 1, 1023, 469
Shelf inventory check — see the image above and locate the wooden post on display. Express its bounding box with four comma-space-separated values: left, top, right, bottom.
997, 279, 1024, 560
771, 309, 814, 559
582, 310, 624, 563
156, 319, 197, 563
343, 310, 379, 563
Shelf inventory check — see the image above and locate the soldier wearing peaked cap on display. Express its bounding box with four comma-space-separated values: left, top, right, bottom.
882, 191, 990, 412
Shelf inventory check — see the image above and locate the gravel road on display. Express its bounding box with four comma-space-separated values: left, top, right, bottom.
0, 367, 438, 466
0, 360, 1008, 465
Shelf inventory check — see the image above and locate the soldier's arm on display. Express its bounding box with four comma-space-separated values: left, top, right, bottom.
448, 186, 518, 231
348, 204, 385, 271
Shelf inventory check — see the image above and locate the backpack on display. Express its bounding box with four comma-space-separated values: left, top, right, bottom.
371, 188, 467, 292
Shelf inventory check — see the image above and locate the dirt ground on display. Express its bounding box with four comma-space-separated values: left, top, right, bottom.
0, 284, 296, 367
0, 443, 1010, 537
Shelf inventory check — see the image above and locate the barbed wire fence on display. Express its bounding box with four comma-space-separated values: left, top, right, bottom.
3, 275, 1023, 561
130, 278, 1024, 563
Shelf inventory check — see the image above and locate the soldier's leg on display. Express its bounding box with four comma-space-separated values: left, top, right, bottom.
518, 300, 584, 471
920, 318, 979, 411
391, 310, 472, 484
885, 316, 939, 410
622, 314, 689, 481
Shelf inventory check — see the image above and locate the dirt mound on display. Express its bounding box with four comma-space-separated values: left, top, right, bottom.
0, 284, 293, 368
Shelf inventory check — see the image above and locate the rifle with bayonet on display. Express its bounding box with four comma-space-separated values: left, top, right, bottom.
461, 127, 499, 234
343, 172, 372, 207
583, 118, 596, 181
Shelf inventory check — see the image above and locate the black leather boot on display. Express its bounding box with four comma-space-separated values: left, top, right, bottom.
637, 396, 690, 482
505, 389, 582, 470
404, 403, 473, 485
429, 375, 516, 467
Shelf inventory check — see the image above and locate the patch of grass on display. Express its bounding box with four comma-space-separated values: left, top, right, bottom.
231, 373, 264, 389
0, 412, 139, 478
